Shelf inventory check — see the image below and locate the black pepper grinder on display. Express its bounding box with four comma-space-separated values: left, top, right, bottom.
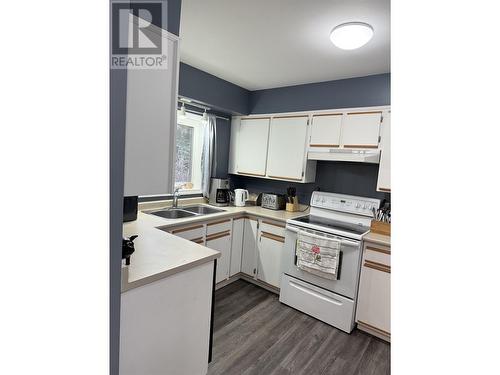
122, 235, 138, 265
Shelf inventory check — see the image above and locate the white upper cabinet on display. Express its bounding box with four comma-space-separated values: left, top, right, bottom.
377, 112, 391, 192
235, 118, 270, 176
266, 116, 310, 181
227, 117, 240, 175
341, 112, 382, 148
310, 114, 343, 147
124, 31, 179, 196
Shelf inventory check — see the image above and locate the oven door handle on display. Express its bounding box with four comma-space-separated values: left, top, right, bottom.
286, 224, 360, 247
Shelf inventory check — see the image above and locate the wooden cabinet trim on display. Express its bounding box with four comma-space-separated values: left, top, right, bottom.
309, 144, 339, 148
343, 145, 379, 149
273, 115, 309, 119
237, 171, 266, 177
207, 219, 231, 226
357, 320, 391, 337
267, 175, 303, 181
363, 260, 391, 273
261, 231, 285, 243
378, 187, 391, 192
366, 246, 391, 255
261, 220, 286, 229
171, 224, 204, 234
312, 113, 342, 117
206, 230, 231, 241
191, 237, 204, 244
347, 111, 382, 115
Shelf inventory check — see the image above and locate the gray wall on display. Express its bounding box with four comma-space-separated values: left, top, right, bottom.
179, 63, 251, 115
230, 161, 390, 205
249, 73, 390, 114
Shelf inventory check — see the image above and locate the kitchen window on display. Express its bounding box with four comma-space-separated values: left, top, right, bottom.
174, 111, 206, 193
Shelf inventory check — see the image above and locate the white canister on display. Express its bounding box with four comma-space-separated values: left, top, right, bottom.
234, 189, 249, 207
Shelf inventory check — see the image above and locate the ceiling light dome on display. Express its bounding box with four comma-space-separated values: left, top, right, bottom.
330, 22, 374, 50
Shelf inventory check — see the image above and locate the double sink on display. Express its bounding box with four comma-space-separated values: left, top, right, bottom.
146, 204, 225, 219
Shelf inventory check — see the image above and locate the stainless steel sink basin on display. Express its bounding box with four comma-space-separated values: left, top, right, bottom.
182, 205, 225, 215
148, 209, 197, 219
145, 205, 225, 220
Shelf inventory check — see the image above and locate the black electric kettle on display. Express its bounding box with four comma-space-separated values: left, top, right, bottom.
122, 235, 138, 265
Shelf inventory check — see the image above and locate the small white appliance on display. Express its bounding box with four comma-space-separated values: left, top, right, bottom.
234, 189, 249, 207
279, 191, 380, 333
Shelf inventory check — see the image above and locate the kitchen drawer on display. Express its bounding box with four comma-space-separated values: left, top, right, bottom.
206, 218, 232, 236
170, 224, 205, 241
260, 220, 286, 237
364, 243, 391, 267
279, 274, 355, 333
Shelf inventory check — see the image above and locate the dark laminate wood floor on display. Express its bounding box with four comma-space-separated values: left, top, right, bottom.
208, 280, 390, 375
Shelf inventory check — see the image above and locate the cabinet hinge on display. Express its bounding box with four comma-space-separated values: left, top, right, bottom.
253, 268, 256, 274
302, 171, 304, 177
378, 135, 381, 143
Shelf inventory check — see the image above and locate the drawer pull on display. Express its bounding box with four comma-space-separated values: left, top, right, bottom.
261, 231, 285, 243
191, 237, 204, 244
206, 231, 231, 241
207, 219, 231, 226
262, 220, 285, 228
366, 246, 391, 255
363, 260, 390, 273
172, 224, 203, 234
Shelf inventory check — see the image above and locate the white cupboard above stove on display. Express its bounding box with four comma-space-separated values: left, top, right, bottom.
341, 111, 382, 148
308, 107, 389, 164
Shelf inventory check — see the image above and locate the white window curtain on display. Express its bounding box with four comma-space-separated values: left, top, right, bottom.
201, 114, 217, 198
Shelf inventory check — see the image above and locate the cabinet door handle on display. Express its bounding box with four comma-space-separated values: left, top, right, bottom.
363, 260, 390, 273
261, 231, 285, 243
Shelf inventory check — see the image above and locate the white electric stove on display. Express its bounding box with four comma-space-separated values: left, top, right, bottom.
280, 191, 380, 333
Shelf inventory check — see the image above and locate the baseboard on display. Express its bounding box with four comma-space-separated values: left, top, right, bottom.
356, 321, 391, 342
215, 273, 280, 295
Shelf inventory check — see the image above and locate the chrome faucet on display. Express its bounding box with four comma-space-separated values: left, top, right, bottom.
172, 187, 181, 208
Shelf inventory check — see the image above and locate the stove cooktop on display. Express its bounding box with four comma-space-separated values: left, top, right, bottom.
290, 215, 369, 237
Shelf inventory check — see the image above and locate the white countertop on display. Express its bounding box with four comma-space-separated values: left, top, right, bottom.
122, 200, 309, 292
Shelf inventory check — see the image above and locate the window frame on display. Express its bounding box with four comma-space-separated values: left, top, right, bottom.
174, 111, 206, 196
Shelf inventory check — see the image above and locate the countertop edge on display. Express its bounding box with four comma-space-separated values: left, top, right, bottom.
362, 232, 391, 247
122, 252, 219, 292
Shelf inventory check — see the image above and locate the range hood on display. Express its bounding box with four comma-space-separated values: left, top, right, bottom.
308, 148, 380, 164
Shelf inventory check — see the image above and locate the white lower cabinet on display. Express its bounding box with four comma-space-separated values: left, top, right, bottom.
257, 231, 285, 288
241, 218, 259, 277
356, 241, 391, 341
206, 231, 232, 284
230, 218, 244, 276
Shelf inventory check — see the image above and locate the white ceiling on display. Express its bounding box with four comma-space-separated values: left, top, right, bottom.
179, 0, 390, 91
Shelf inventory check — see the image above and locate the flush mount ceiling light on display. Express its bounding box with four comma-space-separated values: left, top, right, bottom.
330, 22, 374, 50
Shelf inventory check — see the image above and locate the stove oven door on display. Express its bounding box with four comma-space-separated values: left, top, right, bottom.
282, 224, 362, 300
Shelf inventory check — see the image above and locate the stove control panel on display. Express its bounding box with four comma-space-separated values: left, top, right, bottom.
311, 191, 381, 217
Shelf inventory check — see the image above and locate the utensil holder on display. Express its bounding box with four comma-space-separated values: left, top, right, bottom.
286, 197, 300, 212
370, 220, 391, 236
